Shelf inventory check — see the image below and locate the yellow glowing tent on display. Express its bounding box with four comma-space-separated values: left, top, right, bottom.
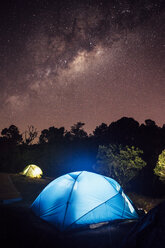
21, 164, 43, 178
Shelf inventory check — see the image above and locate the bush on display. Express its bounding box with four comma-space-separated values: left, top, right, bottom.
154, 149, 165, 182
95, 144, 146, 188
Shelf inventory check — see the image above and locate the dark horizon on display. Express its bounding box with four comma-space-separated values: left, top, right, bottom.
0, 116, 164, 140
1, 115, 165, 135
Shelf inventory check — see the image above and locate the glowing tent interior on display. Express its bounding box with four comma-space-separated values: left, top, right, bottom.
20, 164, 43, 178
31, 171, 138, 231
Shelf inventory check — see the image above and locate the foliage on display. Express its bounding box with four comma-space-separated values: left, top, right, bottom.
69, 122, 88, 139
22, 126, 38, 145
96, 144, 146, 187
39, 126, 65, 144
0, 117, 165, 196
1, 125, 22, 145
154, 149, 165, 182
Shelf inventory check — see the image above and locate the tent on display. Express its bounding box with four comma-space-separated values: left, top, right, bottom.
31, 171, 138, 231
20, 164, 43, 178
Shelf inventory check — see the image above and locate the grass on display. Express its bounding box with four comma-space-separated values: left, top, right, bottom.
127, 192, 165, 213
10, 173, 53, 207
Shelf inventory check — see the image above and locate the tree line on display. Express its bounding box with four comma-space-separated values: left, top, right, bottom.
0, 117, 165, 196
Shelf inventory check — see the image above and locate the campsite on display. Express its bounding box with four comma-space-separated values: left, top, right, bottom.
0, 117, 165, 247
0, 0, 165, 246
0, 171, 165, 248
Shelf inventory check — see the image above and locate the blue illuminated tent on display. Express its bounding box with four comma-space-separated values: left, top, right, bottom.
31, 171, 138, 231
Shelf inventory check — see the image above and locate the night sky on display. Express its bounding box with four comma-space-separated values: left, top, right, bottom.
0, 0, 164, 134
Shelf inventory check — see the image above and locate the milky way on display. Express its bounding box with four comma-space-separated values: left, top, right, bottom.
0, 0, 165, 133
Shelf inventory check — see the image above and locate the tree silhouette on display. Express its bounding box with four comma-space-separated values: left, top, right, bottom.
23, 125, 38, 145
108, 117, 140, 146
69, 122, 88, 140
145, 119, 156, 127
0, 117, 165, 196
138, 119, 162, 169
39, 126, 65, 144
93, 123, 108, 144
1, 125, 22, 145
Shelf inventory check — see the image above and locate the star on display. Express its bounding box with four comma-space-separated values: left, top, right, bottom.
0, 0, 164, 133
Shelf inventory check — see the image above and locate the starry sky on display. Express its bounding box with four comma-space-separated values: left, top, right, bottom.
0, 0, 165, 134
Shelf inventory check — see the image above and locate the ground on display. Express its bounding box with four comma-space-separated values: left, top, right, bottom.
0, 173, 165, 248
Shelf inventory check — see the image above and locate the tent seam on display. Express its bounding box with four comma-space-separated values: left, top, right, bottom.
40, 203, 66, 217
67, 192, 120, 230
68, 172, 81, 180
122, 195, 125, 218
26, 165, 31, 176
62, 171, 83, 229
103, 176, 119, 193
